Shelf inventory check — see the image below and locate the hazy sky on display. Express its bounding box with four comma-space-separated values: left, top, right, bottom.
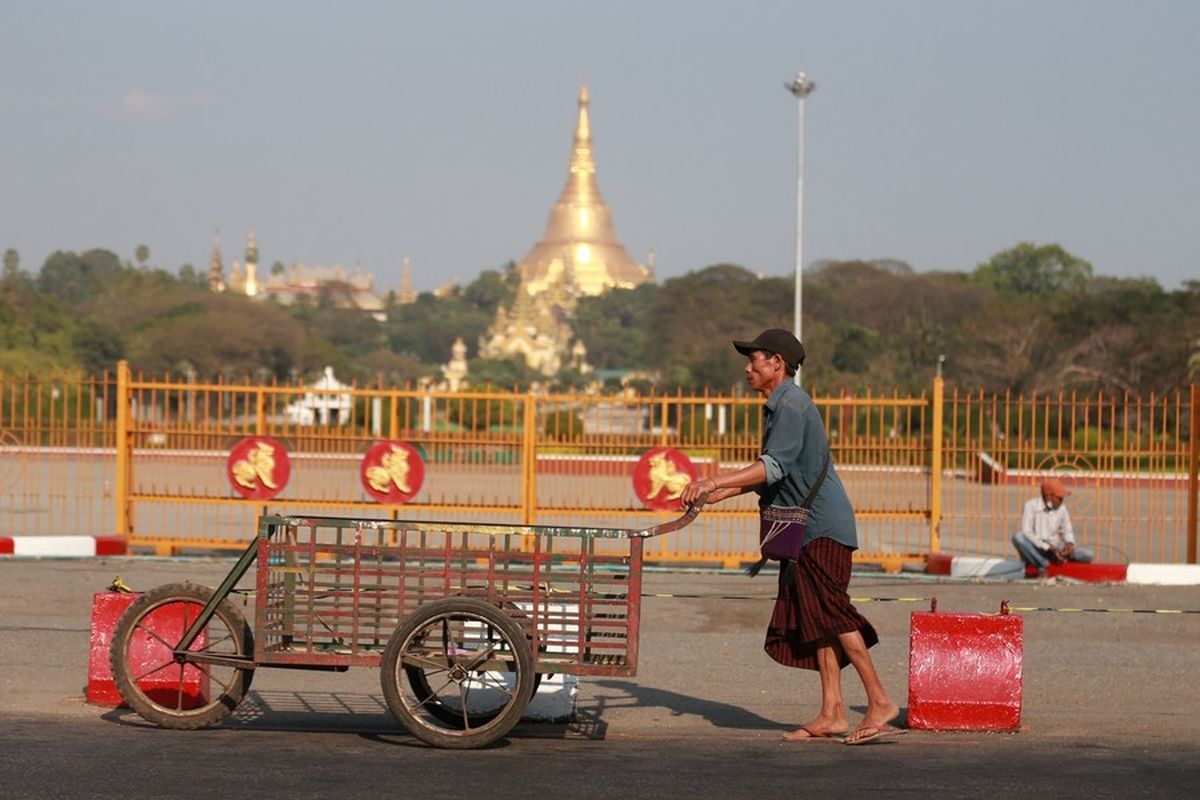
2, 1, 1197, 293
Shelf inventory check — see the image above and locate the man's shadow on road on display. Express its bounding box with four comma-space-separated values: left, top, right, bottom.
585, 679, 784, 731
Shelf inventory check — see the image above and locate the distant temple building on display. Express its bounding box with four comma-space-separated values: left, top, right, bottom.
441, 337, 469, 391
481, 84, 653, 375
210, 230, 390, 321
397, 257, 417, 305
226, 229, 260, 297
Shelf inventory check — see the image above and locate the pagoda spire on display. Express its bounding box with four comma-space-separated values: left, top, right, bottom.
244, 229, 258, 297
569, 83, 596, 185
398, 256, 416, 304
518, 84, 649, 298
207, 230, 225, 292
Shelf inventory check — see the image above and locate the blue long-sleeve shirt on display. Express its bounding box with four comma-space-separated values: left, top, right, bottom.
757, 380, 858, 549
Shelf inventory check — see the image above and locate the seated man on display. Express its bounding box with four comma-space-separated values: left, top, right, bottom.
1011, 478, 1095, 576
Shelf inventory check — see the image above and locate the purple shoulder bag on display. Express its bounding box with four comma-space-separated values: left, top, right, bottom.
755, 451, 830, 564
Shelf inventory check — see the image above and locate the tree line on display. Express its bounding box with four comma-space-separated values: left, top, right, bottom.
2, 242, 1197, 394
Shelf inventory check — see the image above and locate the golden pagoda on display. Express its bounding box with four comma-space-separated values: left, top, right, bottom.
520, 84, 652, 296
482, 85, 650, 375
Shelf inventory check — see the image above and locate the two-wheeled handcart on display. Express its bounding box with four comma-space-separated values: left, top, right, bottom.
109, 503, 702, 749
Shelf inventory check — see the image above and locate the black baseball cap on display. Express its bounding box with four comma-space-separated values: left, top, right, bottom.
732, 329, 806, 371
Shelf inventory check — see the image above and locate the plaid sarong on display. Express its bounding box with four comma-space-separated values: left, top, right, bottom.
763, 536, 879, 670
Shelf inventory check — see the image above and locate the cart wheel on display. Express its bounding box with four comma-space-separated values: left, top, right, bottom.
110, 582, 254, 730
381, 598, 535, 749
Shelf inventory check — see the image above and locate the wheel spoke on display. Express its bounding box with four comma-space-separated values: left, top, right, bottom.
402, 651, 452, 672
192, 630, 234, 653
471, 673, 516, 698
132, 620, 179, 652
414, 675, 457, 709
173, 665, 186, 711
458, 683, 471, 730
460, 644, 497, 672
131, 657, 178, 683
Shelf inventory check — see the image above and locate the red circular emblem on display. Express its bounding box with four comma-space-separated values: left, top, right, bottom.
360, 441, 425, 504
632, 447, 698, 511
226, 436, 290, 500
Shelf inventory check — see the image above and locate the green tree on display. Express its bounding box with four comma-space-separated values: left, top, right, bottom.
469, 356, 539, 389
135, 244, 150, 268
37, 249, 125, 305
3, 248, 18, 280
72, 319, 126, 372
463, 266, 519, 313
177, 263, 202, 287
573, 283, 657, 369
973, 242, 1093, 295
644, 264, 791, 389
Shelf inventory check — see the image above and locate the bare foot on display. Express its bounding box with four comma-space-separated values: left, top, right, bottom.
782, 724, 849, 743
783, 715, 849, 741
850, 700, 900, 738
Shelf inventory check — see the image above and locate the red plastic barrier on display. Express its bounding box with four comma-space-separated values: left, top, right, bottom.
907, 601, 1023, 731
86, 591, 208, 708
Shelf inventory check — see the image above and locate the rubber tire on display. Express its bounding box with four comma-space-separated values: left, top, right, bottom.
110, 582, 254, 730
381, 598, 535, 749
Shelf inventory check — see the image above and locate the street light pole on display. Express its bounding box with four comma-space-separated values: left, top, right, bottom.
785, 70, 815, 386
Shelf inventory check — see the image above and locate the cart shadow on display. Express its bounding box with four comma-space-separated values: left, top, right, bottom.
100, 689, 605, 746
100, 690, 400, 735
586, 679, 784, 732
99, 680, 795, 741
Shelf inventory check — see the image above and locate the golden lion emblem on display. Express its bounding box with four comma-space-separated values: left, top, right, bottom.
366, 445, 413, 494
646, 452, 691, 501
232, 442, 278, 490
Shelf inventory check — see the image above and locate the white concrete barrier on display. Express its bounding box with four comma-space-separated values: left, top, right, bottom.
1125, 563, 1200, 586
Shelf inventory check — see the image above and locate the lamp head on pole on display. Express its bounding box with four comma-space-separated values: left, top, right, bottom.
784, 71, 816, 99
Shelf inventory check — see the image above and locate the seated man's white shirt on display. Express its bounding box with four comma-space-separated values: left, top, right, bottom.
1020, 497, 1075, 550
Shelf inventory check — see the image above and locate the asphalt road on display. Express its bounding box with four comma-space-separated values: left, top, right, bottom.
2, 558, 1199, 798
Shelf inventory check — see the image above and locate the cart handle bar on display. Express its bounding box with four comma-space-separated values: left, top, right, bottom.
630, 492, 709, 539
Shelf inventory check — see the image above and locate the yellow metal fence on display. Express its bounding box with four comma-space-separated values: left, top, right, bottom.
2, 365, 1197, 568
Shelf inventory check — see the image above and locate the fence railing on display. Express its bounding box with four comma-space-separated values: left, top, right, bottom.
2, 364, 1197, 568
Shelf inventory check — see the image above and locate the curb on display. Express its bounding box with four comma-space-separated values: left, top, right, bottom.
0, 536, 128, 557
925, 553, 1200, 585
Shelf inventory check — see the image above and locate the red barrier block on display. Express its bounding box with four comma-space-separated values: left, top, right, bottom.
94, 537, 128, 556
924, 553, 953, 576
87, 592, 208, 708
908, 605, 1023, 731
1024, 562, 1128, 582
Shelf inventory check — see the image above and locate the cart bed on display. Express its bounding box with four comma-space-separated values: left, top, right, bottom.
254, 515, 647, 677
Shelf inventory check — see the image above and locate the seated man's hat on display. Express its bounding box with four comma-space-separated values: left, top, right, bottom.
1041, 478, 1070, 499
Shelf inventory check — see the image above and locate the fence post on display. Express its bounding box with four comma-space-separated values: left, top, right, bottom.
522, 393, 537, 525
256, 388, 267, 435
929, 374, 944, 554
114, 360, 132, 537
1188, 383, 1198, 565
